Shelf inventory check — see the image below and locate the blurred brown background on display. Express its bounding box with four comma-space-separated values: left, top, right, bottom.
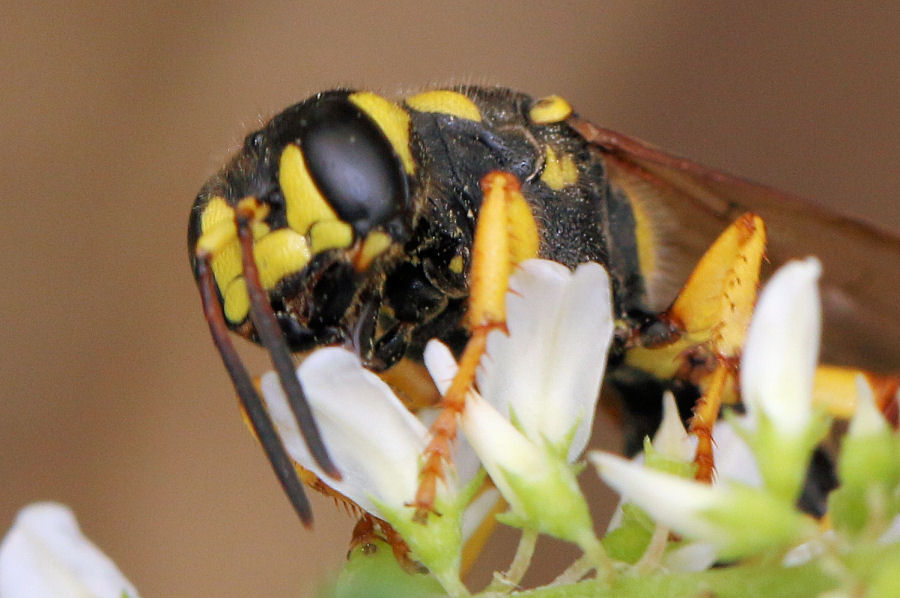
2, 2, 898, 596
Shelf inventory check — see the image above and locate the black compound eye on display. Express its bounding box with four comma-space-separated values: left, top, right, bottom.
299, 95, 408, 235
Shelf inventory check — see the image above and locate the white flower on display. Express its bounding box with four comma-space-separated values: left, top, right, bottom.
260, 348, 479, 597
592, 453, 732, 546
260, 259, 615, 579
476, 260, 613, 461
594, 259, 831, 562
829, 375, 900, 540
0, 503, 140, 598
261, 348, 461, 517
651, 393, 695, 463
847, 375, 889, 438
605, 395, 761, 539
734, 257, 831, 502
740, 257, 822, 437
591, 452, 810, 560
711, 418, 763, 488
425, 260, 613, 557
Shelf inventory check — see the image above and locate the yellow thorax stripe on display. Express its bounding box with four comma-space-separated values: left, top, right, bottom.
540, 145, 578, 190
405, 90, 482, 122
529, 95, 573, 124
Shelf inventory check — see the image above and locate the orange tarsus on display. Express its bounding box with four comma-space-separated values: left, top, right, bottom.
413, 332, 490, 521
349, 515, 425, 574
690, 361, 733, 483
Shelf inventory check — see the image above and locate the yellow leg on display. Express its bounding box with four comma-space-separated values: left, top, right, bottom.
690, 364, 732, 482
814, 365, 899, 426
413, 172, 539, 518
627, 213, 767, 481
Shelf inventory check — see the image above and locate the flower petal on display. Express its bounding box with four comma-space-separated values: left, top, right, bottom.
261, 347, 428, 514
462, 392, 595, 544
592, 451, 811, 559
740, 258, 822, 436
662, 542, 718, 572
0, 503, 139, 598
848, 375, 888, 437
422, 340, 483, 484
591, 452, 727, 545
711, 419, 762, 488
460, 392, 546, 518
651, 393, 694, 462
477, 260, 613, 460
423, 340, 457, 396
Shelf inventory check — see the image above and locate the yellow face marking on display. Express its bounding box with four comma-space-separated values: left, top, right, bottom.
198, 196, 304, 323
529, 95, 573, 124
223, 276, 250, 323
449, 254, 464, 274
253, 228, 311, 289
214, 227, 313, 323
406, 90, 482, 122
198, 196, 243, 309
251, 220, 270, 238
208, 237, 243, 302
200, 195, 234, 233
354, 231, 393, 271
279, 143, 339, 235
540, 145, 578, 190
309, 220, 354, 254
197, 216, 236, 257
348, 92, 415, 175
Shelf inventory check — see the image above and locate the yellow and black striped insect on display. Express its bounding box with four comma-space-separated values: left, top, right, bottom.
188, 87, 900, 525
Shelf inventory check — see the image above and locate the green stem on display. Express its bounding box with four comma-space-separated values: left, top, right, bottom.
485, 528, 539, 593
635, 524, 670, 574
580, 534, 616, 582
434, 570, 471, 598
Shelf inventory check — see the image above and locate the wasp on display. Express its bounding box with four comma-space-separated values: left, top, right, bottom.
188, 87, 900, 525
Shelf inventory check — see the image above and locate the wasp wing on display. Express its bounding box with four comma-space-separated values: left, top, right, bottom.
569, 117, 900, 371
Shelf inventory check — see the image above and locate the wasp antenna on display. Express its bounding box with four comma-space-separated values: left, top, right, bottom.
196, 257, 314, 526
235, 213, 342, 480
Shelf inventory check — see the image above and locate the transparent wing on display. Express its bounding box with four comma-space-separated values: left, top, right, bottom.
570, 117, 900, 371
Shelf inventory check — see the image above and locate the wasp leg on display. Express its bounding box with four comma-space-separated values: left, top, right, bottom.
690, 364, 734, 482
195, 256, 314, 526
623, 212, 897, 482
413, 172, 539, 518
813, 365, 899, 427
681, 214, 765, 481
348, 515, 427, 574
626, 213, 767, 482
233, 199, 340, 480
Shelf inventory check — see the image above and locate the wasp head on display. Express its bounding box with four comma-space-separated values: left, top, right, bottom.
188, 90, 428, 368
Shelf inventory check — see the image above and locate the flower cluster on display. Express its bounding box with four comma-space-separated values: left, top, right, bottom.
3, 257, 899, 597
261, 259, 615, 595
